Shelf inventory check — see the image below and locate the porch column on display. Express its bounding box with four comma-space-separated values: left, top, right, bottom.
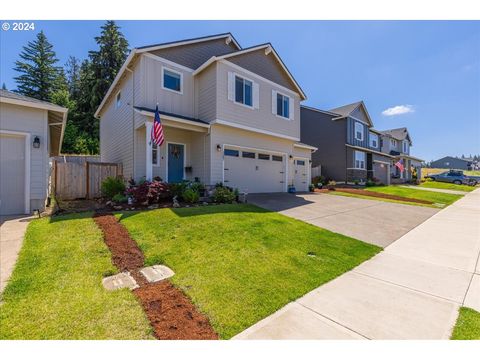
145, 121, 153, 181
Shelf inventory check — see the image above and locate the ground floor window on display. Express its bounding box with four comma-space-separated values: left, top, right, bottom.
354, 150, 366, 169
152, 144, 159, 166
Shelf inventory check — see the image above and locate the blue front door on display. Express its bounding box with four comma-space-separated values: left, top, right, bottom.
167, 143, 184, 183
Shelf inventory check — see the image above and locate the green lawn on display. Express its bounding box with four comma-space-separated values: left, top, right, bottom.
419, 181, 476, 192
451, 307, 480, 340
0, 213, 153, 340
367, 186, 462, 206
118, 204, 381, 339
328, 190, 439, 208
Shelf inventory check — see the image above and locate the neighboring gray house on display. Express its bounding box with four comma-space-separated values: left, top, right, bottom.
0, 90, 67, 215
379, 127, 423, 181
300, 101, 393, 185
95, 33, 316, 193
430, 156, 473, 170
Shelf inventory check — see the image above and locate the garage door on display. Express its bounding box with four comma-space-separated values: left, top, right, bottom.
224, 147, 285, 193
293, 158, 308, 192
373, 162, 389, 185
0, 134, 26, 215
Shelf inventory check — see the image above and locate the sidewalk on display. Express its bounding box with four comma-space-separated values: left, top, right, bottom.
234, 188, 480, 340
0, 215, 32, 293
398, 185, 469, 195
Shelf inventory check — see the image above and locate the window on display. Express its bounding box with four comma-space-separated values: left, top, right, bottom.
224, 149, 239, 157
235, 76, 253, 107
258, 153, 270, 160
354, 122, 364, 141
116, 92, 121, 109
354, 150, 366, 169
242, 151, 255, 159
276, 93, 290, 118
152, 145, 159, 166
403, 141, 408, 153
296, 160, 305, 166
369, 133, 378, 148
390, 139, 397, 147
272, 155, 283, 162
163, 68, 182, 93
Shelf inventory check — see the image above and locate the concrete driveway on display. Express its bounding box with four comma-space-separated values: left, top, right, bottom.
248, 193, 439, 247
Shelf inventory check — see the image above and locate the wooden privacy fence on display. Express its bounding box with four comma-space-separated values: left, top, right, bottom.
54, 161, 122, 200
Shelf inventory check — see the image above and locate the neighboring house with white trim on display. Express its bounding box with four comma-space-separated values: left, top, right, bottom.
0, 90, 67, 215
95, 33, 316, 193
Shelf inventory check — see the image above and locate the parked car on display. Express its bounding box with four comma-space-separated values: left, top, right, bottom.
427, 170, 479, 186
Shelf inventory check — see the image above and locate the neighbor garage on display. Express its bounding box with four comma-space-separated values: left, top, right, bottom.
0, 90, 67, 215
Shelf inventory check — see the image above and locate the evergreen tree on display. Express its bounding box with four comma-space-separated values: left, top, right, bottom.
13, 31, 62, 100
1, 83, 7, 90
65, 56, 81, 98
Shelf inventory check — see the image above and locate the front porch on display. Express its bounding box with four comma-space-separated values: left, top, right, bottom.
390, 156, 423, 184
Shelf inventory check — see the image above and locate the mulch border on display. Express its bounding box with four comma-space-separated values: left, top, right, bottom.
93, 213, 218, 340
315, 188, 433, 205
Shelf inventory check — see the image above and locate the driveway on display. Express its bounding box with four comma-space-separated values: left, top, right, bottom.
0, 215, 32, 293
235, 188, 480, 339
248, 192, 439, 247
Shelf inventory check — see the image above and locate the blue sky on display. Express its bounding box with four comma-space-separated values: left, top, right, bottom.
1, 20, 479, 161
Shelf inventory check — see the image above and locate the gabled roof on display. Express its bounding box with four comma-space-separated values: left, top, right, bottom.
136, 33, 241, 52
329, 101, 374, 127
380, 127, 412, 143
0, 89, 67, 112
193, 43, 307, 100
300, 105, 341, 117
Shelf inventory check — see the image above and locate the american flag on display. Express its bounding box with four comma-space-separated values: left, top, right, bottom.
151, 105, 165, 147
395, 159, 404, 172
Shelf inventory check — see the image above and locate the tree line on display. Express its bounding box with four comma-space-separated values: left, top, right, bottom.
9, 21, 129, 154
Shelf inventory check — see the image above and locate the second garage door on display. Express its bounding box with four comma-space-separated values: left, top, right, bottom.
373, 161, 390, 185
223, 147, 285, 193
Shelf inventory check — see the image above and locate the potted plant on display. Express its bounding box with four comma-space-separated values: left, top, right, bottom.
309, 184, 315, 192
327, 180, 336, 190
288, 184, 296, 193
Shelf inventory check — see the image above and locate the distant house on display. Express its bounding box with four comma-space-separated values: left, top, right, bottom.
430, 156, 473, 170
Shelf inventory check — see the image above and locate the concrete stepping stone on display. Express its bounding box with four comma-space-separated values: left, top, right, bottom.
103, 272, 138, 290
140, 265, 174, 283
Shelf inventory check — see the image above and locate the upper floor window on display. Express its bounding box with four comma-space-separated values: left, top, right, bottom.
116, 91, 121, 109
235, 76, 253, 107
390, 139, 397, 147
162, 67, 182, 93
369, 133, 378, 148
354, 150, 366, 169
403, 141, 408, 153
354, 121, 364, 141
276, 93, 290, 119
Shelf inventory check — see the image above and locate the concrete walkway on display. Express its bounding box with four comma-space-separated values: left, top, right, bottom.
234, 189, 480, 340
399, 185, 469, 195
0, 215, 32, 293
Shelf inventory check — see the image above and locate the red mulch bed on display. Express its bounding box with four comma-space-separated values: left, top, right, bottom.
93, 213, 218, 340
314, 188, 433, 205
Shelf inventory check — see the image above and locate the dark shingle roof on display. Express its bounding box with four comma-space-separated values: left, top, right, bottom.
0, 89, 65, 110
380, 127, 409, 140
137, 32, 240, 50
328, 101, 363, 118
134, 106, 209, 125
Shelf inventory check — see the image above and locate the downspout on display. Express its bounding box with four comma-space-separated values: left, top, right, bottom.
126, 65, 134, 181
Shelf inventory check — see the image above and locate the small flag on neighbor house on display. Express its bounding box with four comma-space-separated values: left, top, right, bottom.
151, 105, 165, 147
395, 159, 405, 172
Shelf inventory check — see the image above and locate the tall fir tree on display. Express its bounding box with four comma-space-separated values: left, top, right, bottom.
13, 31, 62, 100
1, 83, 6, 90
65, 56, 81, 98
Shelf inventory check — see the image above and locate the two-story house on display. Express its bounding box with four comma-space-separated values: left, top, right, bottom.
379, 127, 423, 182
94, 33, 316, 193
300, 101, 393, 185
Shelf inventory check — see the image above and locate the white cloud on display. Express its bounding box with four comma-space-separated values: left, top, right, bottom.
382, 105, 415, 116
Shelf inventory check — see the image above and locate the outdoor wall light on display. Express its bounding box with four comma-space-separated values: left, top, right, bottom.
289, 155, 293, 159
33, 136, 40, 149
216, 144, 222, 152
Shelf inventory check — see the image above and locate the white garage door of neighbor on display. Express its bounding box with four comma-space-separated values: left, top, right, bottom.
0, 134, 26, 215
293, 158, 308, 192
224, 148, 285, 193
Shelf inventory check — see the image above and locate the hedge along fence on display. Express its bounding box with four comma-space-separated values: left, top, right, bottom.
53, 160, 123, 200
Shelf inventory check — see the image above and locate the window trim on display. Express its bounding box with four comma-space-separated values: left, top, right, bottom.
354, 150, 366, 169
152, 144, 160, 167
115, 91, 121, 109
403, 140, 408, 153
241, 151, 256, 159
275, 92, 291, 120
258, 153, 270, 161
369, 132, 378, 148
234, 74, 254, 109
354, 121, 364, 141
390, 139, 397, 147
162, 66, 183, 94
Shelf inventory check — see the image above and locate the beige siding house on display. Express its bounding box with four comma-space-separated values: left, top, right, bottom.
95, 33, 316, 193
0, 90, 67, 215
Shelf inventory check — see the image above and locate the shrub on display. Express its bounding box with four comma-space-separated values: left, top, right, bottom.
353, 179, 360, 185
312, 176, 326, 186
169, 180, 205, 200
112, 193, 128, 203
365, 179, 376, 187
126, 180, 170, 204
182, 188, 200, 204
101, 177, 125, 199
213, 187, 236, 203
309, 184, 315, 192
327, 180, 336, 190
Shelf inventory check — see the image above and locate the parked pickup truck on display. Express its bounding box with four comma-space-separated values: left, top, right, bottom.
427, 170, 480, 186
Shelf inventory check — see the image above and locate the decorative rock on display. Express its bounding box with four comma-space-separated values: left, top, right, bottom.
113, 205, 123, 210
102, 272, 138, 291
172, 195, 180, 208
106, 201, 113, 206
140, 265, 175, 283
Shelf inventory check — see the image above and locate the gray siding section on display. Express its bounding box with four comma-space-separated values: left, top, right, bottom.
430, 156, 470, 170
300, 107, 347, 182
150, 38, 238, 70
195, 63, 217, 121
227, 48, 298, 93
351, 106, 371, 125
346, 117, 369, 148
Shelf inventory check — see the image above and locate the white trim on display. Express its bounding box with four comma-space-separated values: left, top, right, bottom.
275, 91, 292, 120
300, 105, 340, 117
136, 108, 210, 129
294, 143, 317, 151
0, 96, 67, 113
166, 142, 187, 183
152, 143, 160, 167
212, 119, 300, 141
145, 121, 153, 181
115, 91, 122, 109
345, 144, 394, 158
354, 150, 366, 170
192, 56, 217, 76
293, 155, 310, 191
136, 34, 241, 54
232, 73, 255, 109
143, 53, 194, 72
354, 121, 364, 141
161, 66, 184, 95
369, 132, 379, 148
373, 160, 391, 165
0, 130, 31, 214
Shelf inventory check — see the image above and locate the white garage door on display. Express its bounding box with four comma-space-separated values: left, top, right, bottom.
374, 162, 389, 185
0, 134, 26, 215
224, 147, 285, 193
293, 158, 308, 192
